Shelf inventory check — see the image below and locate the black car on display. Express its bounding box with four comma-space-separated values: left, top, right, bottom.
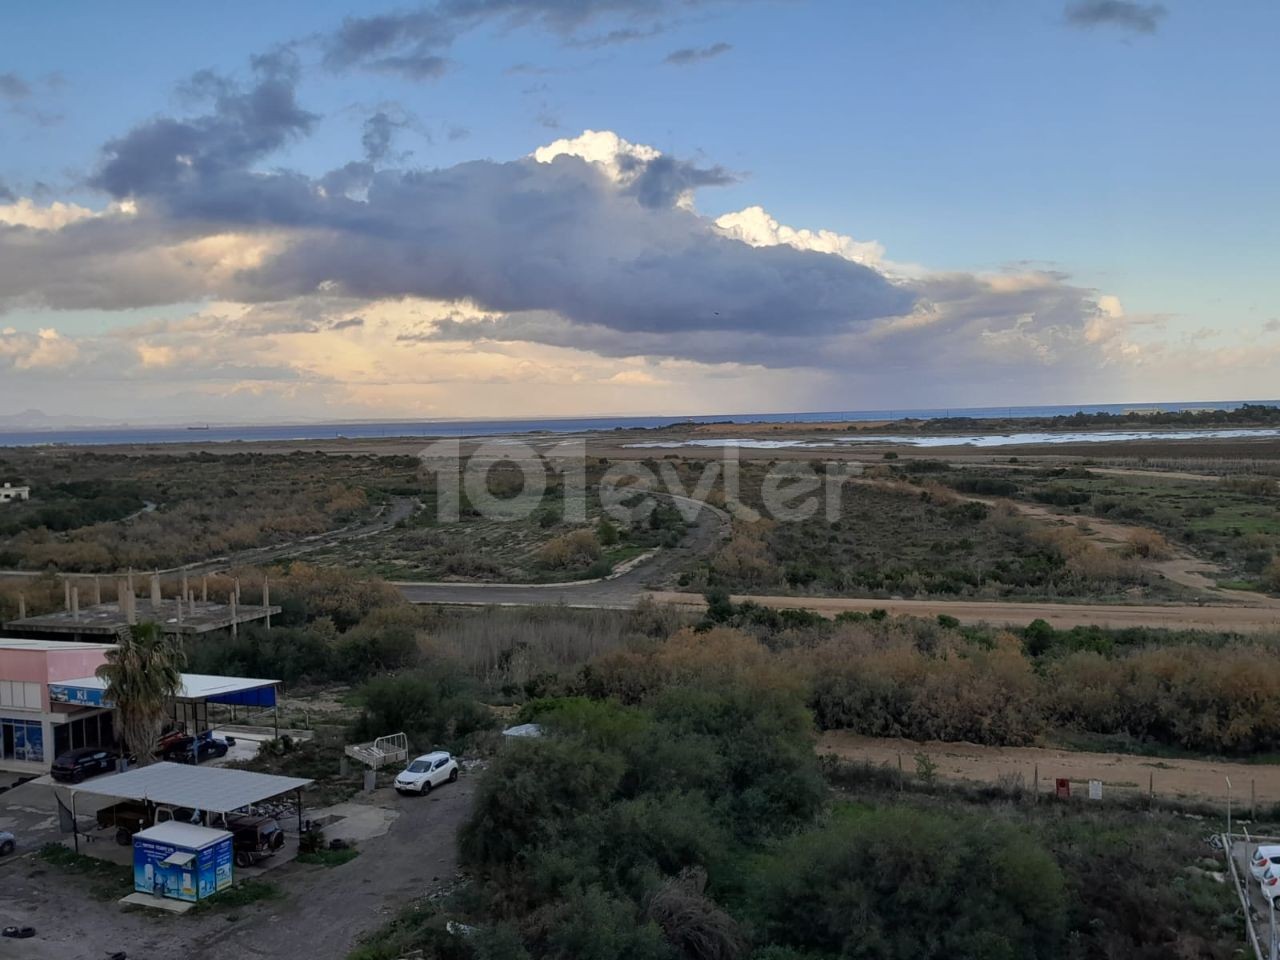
160, 731, 233, 764
50, 747, 119, 783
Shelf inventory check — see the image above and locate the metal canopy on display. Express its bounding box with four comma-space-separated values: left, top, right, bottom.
49, 672, 280, 708
69, 762, 312, 814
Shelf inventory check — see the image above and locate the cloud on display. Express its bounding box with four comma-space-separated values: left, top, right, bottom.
0, 72, 32, 100
663, 41, 732, 66
0, 57, 1181, 412
1064, 1, 1167, 34
91, 54, 315, 201
361, 111, 405, 162
323, 1, 747, 80
0, 179, 13, 203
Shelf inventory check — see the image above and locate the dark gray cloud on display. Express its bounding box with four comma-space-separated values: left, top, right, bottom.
616, 152, 734, 208
324, 0, 744, 79
0, 72, 32, 100
2, 63, 915, 366
1064, 1, 1166, 33
4, 54, 1120, 380
0, 179, 13, 202
91, 56, 316, 202
361, 111, 404, 162
663, 41, 732, 66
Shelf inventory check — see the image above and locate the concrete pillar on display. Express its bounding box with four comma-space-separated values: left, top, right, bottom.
201, 576, 208, 603
116, 579, 127, 614
72, 587, 80, 620
230, 592, 238, 639
234, 578, 241, 605
263, 577, 271, 630
176, 597, 184, 626
181, 570, 189, 604
363, 768, 376, 793
92, 577, 102, 606
126, 588, 137, 626
127, 568, 135, 596
64, 579, 71, 612
17, 593, 25, 619
150, 572, 161, 612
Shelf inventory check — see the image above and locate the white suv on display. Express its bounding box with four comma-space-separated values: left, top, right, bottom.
393, 751, 460, 795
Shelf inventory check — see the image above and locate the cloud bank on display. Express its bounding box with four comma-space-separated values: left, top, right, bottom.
0, 54, 1223, 419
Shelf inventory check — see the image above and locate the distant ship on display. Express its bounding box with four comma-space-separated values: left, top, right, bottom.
186, 425, 211, 431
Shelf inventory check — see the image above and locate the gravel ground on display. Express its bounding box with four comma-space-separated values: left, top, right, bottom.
0, 778, 475, 960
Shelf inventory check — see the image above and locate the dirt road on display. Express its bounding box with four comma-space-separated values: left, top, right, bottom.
646, 590, 1280, 632
820, 731, 1280, 806
0, 779, 474, 960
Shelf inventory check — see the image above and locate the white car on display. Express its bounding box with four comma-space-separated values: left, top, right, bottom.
1261, 865, 1280, 904
1251, 845, 1280, 881
393, 751, 460, 795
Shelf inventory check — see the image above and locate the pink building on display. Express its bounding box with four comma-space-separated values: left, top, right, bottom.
0, 639, 115, 775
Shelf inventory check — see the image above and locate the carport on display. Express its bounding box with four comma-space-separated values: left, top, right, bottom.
48, 672, 283, 736
63, 761, 312, 853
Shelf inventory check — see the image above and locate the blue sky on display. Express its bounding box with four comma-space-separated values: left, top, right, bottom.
1, 1, 1277, 421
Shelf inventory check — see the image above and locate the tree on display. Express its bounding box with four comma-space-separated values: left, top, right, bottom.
96, 622, 186, 763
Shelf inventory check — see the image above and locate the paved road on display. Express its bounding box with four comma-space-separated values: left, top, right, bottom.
395, 494, 731, 608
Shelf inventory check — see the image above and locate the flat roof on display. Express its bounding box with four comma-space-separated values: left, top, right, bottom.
134, 820, 232, 849
55, 672, 279, 701
0, 637, 115, 652
4, 600, 280, 636
70, 761, 312, 814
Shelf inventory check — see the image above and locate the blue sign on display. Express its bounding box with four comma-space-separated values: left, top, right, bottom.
48, 684, 108, 707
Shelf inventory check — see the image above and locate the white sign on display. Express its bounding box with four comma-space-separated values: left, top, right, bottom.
1088, 779, 1103, 800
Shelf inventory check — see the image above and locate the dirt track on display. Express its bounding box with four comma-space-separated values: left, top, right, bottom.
820, 731, 1280, 806
646, 591, 1280, 632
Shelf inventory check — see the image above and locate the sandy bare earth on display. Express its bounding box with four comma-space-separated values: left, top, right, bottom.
819, 731, 1280, 806
646, 591, 1280, 633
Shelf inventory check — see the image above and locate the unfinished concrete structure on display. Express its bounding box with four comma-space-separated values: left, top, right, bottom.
3, 572, 280, 643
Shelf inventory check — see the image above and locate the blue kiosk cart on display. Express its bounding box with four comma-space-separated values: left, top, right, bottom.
133, 821, 233, 902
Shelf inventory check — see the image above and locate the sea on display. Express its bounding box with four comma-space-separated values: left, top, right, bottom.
0, 399, 1277, 449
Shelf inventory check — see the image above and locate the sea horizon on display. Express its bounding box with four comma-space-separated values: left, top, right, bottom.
1, 398, 1277, 449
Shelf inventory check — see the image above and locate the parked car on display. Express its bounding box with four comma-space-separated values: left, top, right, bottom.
225, 813, 286, 867
1250, 845, 1280, 880
160, 730, 233, 763
394, 751, 459, 796
1262, 865, 1280, 904
0, 830, 15, 856
50, 747, 119, 783
97, 800, 201, 845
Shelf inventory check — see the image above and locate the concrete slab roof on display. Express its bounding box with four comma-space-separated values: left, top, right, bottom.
4, 600, 280, 636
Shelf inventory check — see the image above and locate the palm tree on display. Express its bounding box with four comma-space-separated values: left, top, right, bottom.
97, 622, 186, 765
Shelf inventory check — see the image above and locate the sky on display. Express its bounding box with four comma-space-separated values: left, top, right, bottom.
1, 0, 1278, 424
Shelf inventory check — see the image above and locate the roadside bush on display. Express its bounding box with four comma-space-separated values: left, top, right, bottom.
537, 529, 603, 569
350, 670, 495, 752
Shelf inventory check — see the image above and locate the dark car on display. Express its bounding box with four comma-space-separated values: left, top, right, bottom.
50, 747, 119, 783
160, 730, 233, 764
225, 813, 285, 867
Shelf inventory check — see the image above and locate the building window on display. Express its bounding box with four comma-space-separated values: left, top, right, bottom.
1, 717, 44, 763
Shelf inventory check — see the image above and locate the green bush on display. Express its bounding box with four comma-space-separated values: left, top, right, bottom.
748, 807, 1066, 960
